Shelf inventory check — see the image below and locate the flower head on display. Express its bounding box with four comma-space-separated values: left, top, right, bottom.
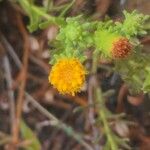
112, 37, 132, 58
49, 58, 86, 96
94, 29, 132, 58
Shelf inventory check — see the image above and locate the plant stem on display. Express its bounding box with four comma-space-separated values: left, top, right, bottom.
46, 0, 53, 12
96, 88, 118, 150
25, 92, 94, 150
92, 52, 98, 74
59, 0, 75, 17
88, 52, 102, 150
31, 5, 54, 20
92, 53, 118, 150
17, 0, 56, 21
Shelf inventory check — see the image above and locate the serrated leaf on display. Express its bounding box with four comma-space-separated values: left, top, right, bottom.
20, 120, 41, 150
17, 0, 47, 32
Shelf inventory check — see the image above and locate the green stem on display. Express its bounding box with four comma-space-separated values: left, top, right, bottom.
31, 6, 53, 20
25, 92, 93, 150
59, 0, 75, 17
49, 3, 73, 11
92, 54, 118, 150
92, 52, 99, 74
46, 0, 53, 12
18, 0, 57, 22
96, 88, 118, 150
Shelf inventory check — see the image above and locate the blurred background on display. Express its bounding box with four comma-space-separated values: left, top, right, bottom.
0, 0, 150, 150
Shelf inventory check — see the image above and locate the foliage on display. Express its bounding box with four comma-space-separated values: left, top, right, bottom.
115, 10, 149, 38
49, 10, 149, 94
16, 0, 150, 150
20, 120, 41, 150
115, 52, 150, 94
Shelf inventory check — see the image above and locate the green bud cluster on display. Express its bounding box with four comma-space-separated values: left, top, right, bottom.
57, 17, 94, 50
50, 16, 96, 64
115, 10, 149, 38
56, 16, 93, 56
51, 11, 149, 62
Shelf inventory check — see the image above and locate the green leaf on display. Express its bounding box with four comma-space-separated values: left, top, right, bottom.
17, 0, 48, 32
39, 18, 65, 29
20, 120, 41, 150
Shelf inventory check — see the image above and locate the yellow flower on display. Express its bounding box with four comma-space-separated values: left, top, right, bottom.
49, 58, 86, 96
